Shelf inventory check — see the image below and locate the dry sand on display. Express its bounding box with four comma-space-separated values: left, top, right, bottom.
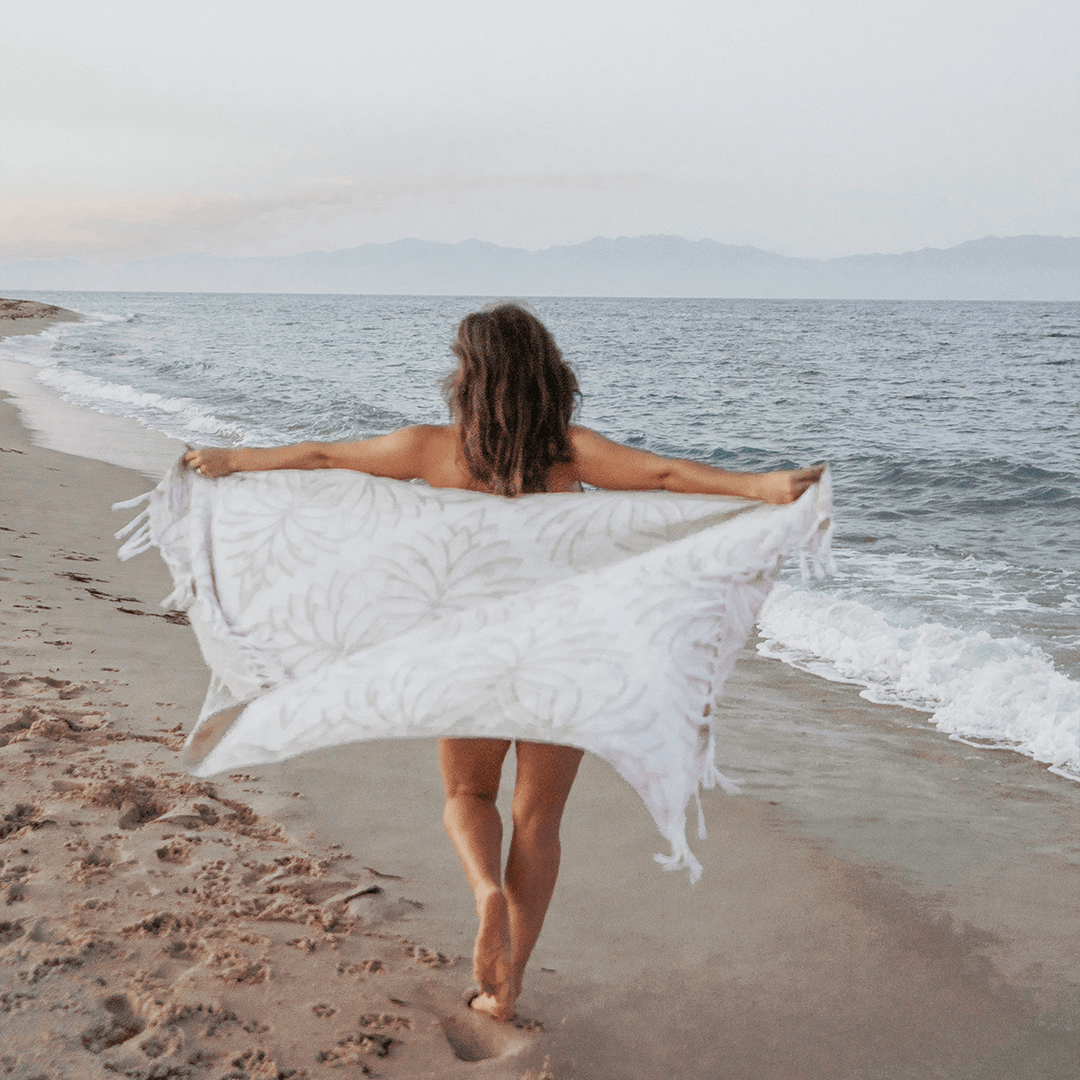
2, 307, 1078, 1079
0, 299, 82, 338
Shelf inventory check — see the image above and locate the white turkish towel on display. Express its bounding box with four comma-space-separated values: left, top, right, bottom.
117, 461, 833, 880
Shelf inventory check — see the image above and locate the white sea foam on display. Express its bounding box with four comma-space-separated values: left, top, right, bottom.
757, 582, 1080, 780
80, 309, 132, 324
0, 324, 68, 361
830, 548, 1080, 621
31, 364, 241, 440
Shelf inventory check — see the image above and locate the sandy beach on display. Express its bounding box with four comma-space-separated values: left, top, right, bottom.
2, 305, 1078, 1079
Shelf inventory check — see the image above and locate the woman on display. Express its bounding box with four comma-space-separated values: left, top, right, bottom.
183, 303, 823, 1021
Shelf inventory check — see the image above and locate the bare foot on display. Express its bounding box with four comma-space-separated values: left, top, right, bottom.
473, 889, 510, 996
469, 990, 515, 1022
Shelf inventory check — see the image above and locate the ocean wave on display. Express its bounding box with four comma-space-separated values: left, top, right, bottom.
76, 309, 132, 325
756, 582, 1080, 780
0, 322, 73, 359
826, 547, 1080, 618
32, 365, 242, 440
846, 454, 1080, 501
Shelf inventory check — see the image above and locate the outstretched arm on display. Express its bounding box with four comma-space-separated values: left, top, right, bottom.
570, 426, 824, 505
182, 426, 443, 482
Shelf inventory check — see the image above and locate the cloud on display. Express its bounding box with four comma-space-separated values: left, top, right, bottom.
0, 184, 361, 260
3, 171, 711, 260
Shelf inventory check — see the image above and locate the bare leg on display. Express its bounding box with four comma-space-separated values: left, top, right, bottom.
439, 738, 513, 1008
439, 737, 583, 1021
502, 741, 583, 1010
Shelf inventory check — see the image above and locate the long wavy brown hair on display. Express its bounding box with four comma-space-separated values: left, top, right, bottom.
446, 304, 580, 497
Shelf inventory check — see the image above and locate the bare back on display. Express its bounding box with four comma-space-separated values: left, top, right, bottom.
409, 424, 582, 494
393, 424, 822, 504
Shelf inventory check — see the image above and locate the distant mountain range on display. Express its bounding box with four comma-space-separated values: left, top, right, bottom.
2, 234, 1077, 300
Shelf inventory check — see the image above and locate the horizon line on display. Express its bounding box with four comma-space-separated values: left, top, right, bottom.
3, 232, 1078, 269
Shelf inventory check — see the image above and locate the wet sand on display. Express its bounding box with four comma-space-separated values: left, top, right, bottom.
2, 309, 1078, 1079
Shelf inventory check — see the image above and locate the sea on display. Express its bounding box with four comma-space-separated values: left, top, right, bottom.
4, 291, 1078, 781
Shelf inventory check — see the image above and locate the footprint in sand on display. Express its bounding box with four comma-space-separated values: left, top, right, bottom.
70, 847, 114, 882
405, 943, 453, 967
315, 1010, 414, 1062
409, 984, 536, 1063
79, 994, 146, 1054
316, 1028, 399, 1063
154, 836, 199, 864
345, 888, 428, 929
0, 919, 26, 945
438, 1008, 535, 1063
0, 803, 47, 840
336, 958, 385, 976
440, 1014, 500, 1062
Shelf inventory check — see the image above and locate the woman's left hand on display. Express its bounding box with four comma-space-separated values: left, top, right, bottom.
752, 464, 827, 504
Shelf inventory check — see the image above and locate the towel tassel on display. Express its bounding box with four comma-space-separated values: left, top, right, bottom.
113, 490, 156, 560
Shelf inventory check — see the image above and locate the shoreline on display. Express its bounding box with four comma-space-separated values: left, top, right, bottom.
1, 299, 182, 479
3, 312, 1079, 1078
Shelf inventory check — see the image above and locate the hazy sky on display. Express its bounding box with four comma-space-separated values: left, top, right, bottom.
2, 0, 1077, 261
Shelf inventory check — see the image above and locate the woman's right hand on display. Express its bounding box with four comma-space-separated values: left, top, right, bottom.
182, 447, 235, 479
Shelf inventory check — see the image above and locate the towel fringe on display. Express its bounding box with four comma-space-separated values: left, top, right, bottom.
713, 769, 742, 796
807, 467, 836, 579
115, 507, 153, 559
162, 580, 195, 610
112, 490, 152, 512
698, 728, 742, 796
113, 490, 156, 560
694, 789, 707, 840
654, 842, 704, 885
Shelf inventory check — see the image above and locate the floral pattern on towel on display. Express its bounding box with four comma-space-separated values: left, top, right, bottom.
118, 463, 833, 880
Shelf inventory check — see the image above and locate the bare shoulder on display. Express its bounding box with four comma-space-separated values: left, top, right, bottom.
401, 424, 460, 468
569, 424, 599, 442
568, 424, 615, 455
380, 423, 450, 446
410, 423, 457, 447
